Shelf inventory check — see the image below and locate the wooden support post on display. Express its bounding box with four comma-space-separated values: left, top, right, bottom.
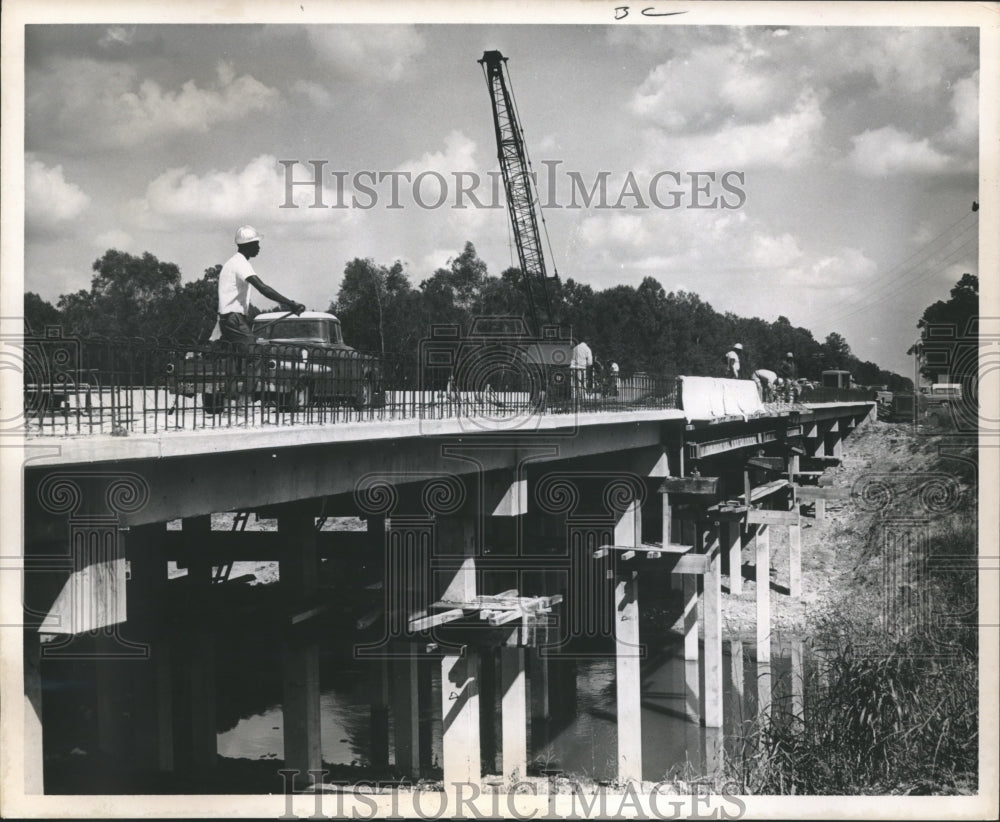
441, 649, 481, 786
96, 638, 128, 761
755, 525, 772, 719
730, 639, 745, 726
500, 647, 527, 782
705, 727, 724, 776
702, 524, 723, 728
391, 650, 421, 778
788, 517, 802, 599
661, 491, 671, 548
370, 658, 390, 772
23, 629, 44, 794
755, 525, 770, 667
615, 567, 642, 783
790, 638, 804, 730
815, 496, 827, 521
278, 504, 321, 780
724, 520, 742, 595
435, 516, 476, 604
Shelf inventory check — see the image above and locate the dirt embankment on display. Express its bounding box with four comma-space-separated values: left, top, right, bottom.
719, 418, 977, 638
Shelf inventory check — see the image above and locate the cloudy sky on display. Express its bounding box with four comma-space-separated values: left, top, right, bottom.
20, 14, 983, 376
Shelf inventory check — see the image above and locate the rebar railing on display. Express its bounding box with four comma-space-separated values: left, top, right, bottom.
16, 334, 680, 437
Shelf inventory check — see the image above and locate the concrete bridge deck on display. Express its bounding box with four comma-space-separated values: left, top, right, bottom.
16, 395, 875, 794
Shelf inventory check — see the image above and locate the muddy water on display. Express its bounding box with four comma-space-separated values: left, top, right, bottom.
216, 634, 807, 782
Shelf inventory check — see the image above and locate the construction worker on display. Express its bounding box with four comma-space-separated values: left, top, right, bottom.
571, 339, 593, 400
725, 343, 743, 378
754, 368, 779, 402
779, 352, 798, 402
211, 225, 305, 347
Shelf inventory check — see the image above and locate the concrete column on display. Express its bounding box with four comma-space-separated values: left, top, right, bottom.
527, 648, 550, 749
182, 516, 217, 771
702, 524, 723, 728
278, 504, 321, 779
500, 647, 527, 782
391, 649, 421, 778
441, 649, 481, 786
370, 658, 390, 772
615, 567, 642, 783
24, 629, 44, 794
128, 523, 174, 773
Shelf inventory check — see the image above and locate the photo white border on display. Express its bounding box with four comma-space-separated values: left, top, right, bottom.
2, 1, 997, 818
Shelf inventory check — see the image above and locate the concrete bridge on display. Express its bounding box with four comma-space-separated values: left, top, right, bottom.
18, 386, 874, 794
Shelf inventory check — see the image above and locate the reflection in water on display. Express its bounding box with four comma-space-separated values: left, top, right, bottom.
215, 634, 809, 784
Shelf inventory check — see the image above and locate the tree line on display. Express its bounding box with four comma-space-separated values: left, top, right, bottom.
25, 242, 929, 390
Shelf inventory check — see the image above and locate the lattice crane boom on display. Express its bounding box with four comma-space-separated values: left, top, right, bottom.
479, 50, 558, 331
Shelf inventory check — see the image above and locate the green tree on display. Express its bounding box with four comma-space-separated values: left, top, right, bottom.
58, 250, 182, 339
23, 292, 62, 335
913, 273, 978, 384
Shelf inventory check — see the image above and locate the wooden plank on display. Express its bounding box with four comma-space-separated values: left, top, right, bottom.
794, 485, 849, 501
409, 608, 466, 632
747, 457, 786, 472
596, 542, 693, 556
749, 479, 791, 502
746, 509, 800, 525
660, 476, 721, 495
671, 554, 709, 575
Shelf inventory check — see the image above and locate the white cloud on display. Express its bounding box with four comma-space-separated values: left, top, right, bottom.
641, 90, 825, 170
943, 71, 979, 148
307, 26, 425, 82
27, 59, 279, 151
846, 126, 951, 176
126, 154, 363, 242
25, 158, 90, 225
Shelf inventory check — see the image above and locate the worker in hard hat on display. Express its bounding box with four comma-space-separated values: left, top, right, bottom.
725, 342, 743, 378
210, 225, 305, 346
779, 352, 798, 402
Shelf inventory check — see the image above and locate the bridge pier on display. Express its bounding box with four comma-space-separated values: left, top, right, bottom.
277, 503, 322, 782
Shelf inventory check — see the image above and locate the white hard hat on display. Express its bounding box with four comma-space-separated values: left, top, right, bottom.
235, 225, 262, 245
786, 351, 794, 358
733, 343, 743, 350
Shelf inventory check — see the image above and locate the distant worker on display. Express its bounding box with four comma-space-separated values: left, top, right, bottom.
779, 352, 798, 402
753, 368, 780, 402
610, 361, 620, 396
725, 343, 743, 378
211, 225, 305, 347
571, 339, 593, 400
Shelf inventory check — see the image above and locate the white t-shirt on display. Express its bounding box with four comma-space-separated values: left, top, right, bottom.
725, 349, 740, 376
755, 368, 778, 384
218, 252, 257, 315
571, 341, 593, 369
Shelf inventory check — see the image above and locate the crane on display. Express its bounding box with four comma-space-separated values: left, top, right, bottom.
478, 50, 575, 409
478, 50, 560, 332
